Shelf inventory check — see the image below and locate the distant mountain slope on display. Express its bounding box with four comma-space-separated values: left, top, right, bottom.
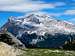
1, 13, 75, 48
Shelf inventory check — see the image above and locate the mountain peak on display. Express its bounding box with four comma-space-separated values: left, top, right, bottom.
1, 13, 75, 36
1, 13, 75, 48
8, 13, 56, 25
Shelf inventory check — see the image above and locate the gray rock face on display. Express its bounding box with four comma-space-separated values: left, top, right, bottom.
0, 32, 25, 48
1, 13, 75, 48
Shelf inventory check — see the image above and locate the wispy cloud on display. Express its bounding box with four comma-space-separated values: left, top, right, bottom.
65, 10, 75, 15
0, 0, 55, 12
0, 0, 66, 12
0, 0, 24, 5
0, 3, 55, 12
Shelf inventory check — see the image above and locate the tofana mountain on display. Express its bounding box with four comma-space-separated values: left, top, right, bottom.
1, 13, 75, 48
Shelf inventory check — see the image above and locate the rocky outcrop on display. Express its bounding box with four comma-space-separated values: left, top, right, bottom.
0, 32, 25, 48
0, 42, 22, 56
63, 40, 75, 50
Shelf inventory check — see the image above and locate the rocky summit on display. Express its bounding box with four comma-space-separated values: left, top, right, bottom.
1, 13, 75, 48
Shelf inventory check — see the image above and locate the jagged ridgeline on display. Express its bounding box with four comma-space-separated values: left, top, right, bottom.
1, 13, 75, 49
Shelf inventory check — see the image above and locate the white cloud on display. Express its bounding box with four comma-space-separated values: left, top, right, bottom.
0, 0, 25, 5
65, 10, 75, 15
0, 0, 66, 12
0, 3, 55, 12
0, 0, 56, 12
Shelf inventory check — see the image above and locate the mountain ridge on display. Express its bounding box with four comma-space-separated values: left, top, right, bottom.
2, 13, 75, 35
1, 13, 75, 48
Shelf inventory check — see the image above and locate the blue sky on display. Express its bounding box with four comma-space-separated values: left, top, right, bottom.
0, 0, 75, 27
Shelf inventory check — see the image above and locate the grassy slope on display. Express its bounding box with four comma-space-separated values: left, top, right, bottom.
19, 48, 75, 56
